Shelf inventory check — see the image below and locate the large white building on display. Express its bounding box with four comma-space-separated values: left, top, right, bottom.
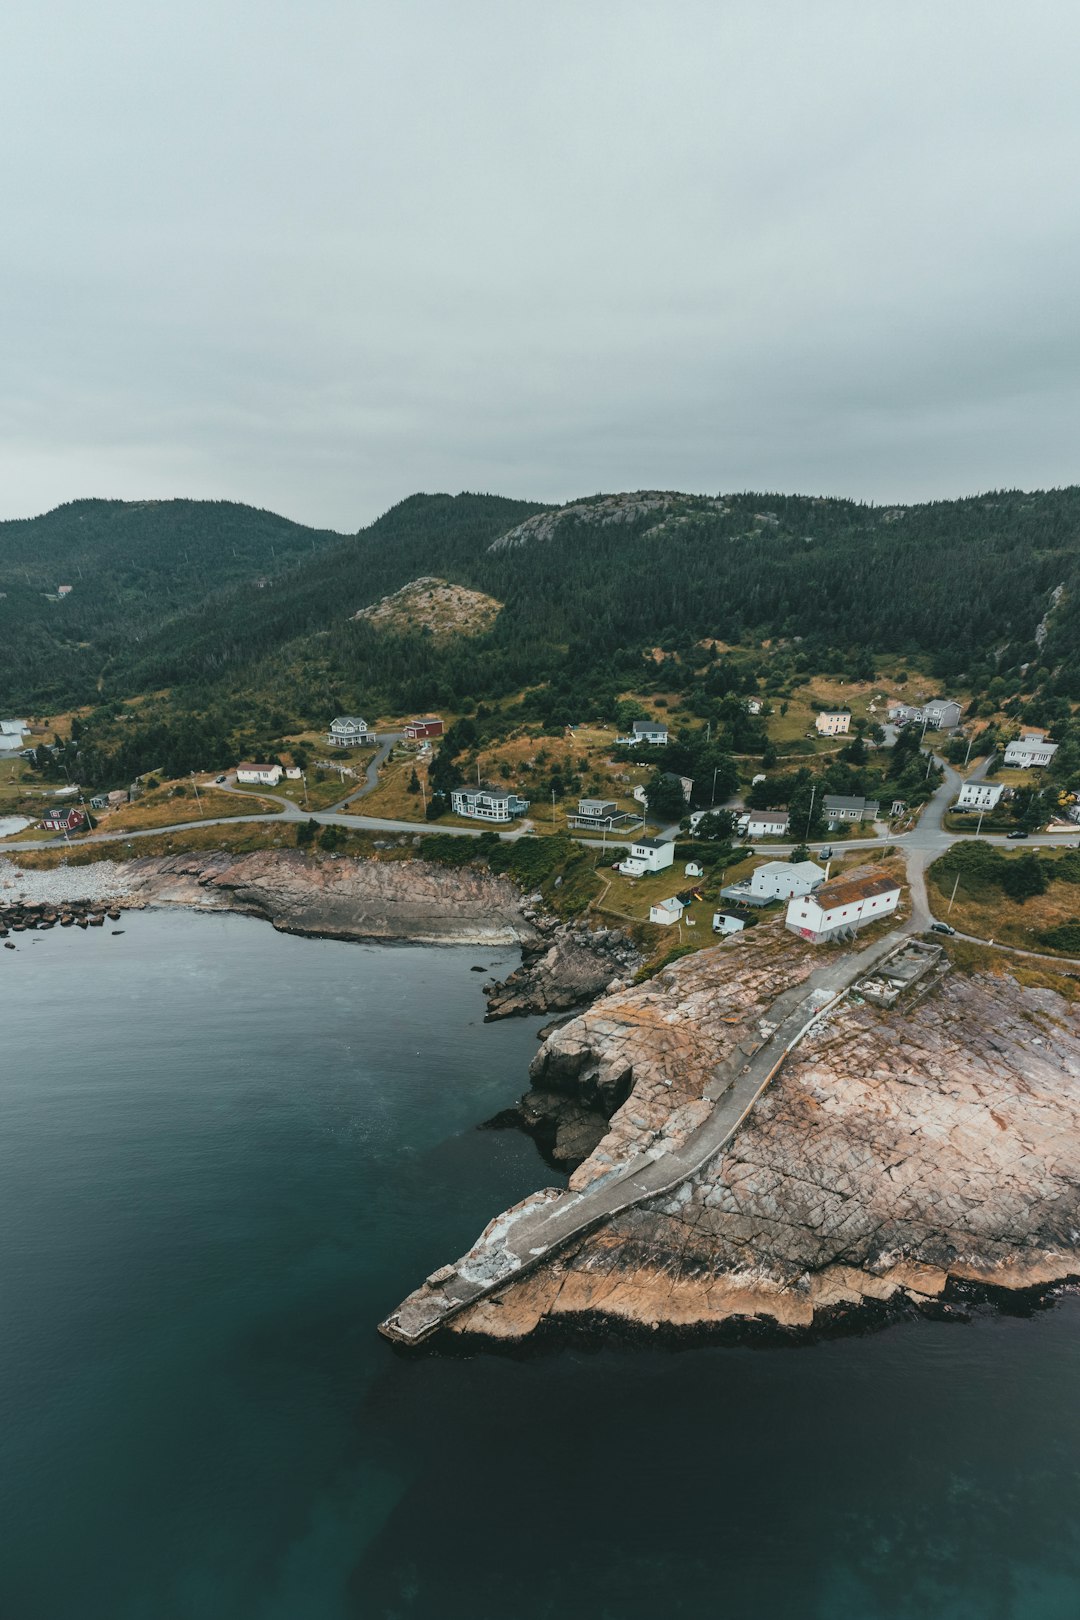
450, 786, 530, 822
785, 866, 902, 943
720, 858, 824, 908
618, 836, 675, 877
955, 781, 1005, 811
750, 859, 824, 902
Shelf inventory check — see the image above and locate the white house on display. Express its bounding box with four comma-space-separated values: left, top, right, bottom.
746, 697, 763, 715
327, 716, 373, 748
236, 763, 283, 786
1003, 738, 1058, 768
617, 719, 669, 746
741, 809, 790, 839
785, 867, 902, 943
284, 766, 303, 780
450, 786, 530, 822
955, 781, 1005, 811
649, 896, 685, 926
618, 836, 675, 877
712, 910, 746, 935
751, 859, 824, 902
815, 710, 851, 736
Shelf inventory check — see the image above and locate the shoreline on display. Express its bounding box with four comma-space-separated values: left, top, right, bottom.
8, 848, 1078, 1354
383, 923, 1080, 1350
406, 1273, 1080, 1359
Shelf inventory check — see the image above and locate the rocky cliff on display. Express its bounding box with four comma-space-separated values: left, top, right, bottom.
112, 849, 537, 946
445, 934, 1080, 1342
483, 913, 643, 1019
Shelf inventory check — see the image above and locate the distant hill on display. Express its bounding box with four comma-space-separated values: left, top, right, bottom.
4, 484, 1080, 737
0, 498, 346, 710
0, 492, 544, 711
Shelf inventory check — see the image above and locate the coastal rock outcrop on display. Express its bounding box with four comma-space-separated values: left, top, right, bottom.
482, 916, 643, 1019
117, 849, 538, 946
441, 934, 1080, 1341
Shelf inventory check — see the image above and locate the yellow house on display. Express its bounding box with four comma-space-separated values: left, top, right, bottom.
815, 710, 851, 736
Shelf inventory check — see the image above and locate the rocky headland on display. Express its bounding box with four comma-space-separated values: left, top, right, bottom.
387, 924, 1080, 1344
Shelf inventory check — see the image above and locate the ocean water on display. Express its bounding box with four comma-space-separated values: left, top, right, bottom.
3, 909, 1080, 1620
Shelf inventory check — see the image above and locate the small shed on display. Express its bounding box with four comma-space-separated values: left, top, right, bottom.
649, 897, 686, 927
712, 910, 746, 936
684, 861, 704, 878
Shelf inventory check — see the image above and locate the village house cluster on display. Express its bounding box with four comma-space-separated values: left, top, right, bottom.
887, 698, 963, 730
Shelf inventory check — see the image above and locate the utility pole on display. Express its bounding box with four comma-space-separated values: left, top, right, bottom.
711, 765, 720, 805
551, 788, 556, 826
964, 733, 974, 767
191, 772, 203, 816
947, 872, 961, 915
805, 784, 816, 840
976, 810, 985, 837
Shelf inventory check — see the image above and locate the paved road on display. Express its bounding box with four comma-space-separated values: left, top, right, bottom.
5, 746, 1076, 878
328, 733, 401, 811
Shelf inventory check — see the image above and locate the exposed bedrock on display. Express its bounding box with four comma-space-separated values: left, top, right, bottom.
49, 849, 538, 946
483, 916, 643, 1020
447, 934, 1080, 1342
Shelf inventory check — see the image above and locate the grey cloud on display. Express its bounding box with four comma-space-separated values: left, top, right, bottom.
1, 0, 1079, 527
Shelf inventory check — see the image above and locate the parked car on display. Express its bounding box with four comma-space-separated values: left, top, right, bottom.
1007, 829, 1030, 839
930, 921, 956, 935
215, 774, 226, 784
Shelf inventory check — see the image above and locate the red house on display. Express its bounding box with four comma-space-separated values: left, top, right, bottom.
41, 806, 86, 833
405, 716, 444, 740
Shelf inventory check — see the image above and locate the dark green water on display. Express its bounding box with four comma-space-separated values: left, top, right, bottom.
3, 909, 1080, 1620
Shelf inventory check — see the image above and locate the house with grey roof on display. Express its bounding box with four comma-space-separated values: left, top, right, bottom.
823, 794, 880, 826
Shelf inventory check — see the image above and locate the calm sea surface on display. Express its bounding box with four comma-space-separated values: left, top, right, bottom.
3, 908, 1079, 1620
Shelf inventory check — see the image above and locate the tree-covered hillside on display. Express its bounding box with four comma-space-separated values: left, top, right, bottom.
0, 498, 349, 708
4, 485, 1080, 729
1, 492, 550, 711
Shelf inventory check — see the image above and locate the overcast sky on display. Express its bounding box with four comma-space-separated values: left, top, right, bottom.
2, 1, 1078, 530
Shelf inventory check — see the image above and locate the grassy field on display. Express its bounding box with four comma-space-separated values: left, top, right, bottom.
942, 937, 1079, 1000
101, 781, 285, 831
225, 773, 348, 811
928, 846, 1080, 956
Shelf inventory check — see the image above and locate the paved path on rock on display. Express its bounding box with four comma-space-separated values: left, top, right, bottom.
380, 925, 910, 1342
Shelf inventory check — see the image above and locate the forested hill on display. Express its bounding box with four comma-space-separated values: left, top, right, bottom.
4, 485, 1080, 720
0, 498, 351, 708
